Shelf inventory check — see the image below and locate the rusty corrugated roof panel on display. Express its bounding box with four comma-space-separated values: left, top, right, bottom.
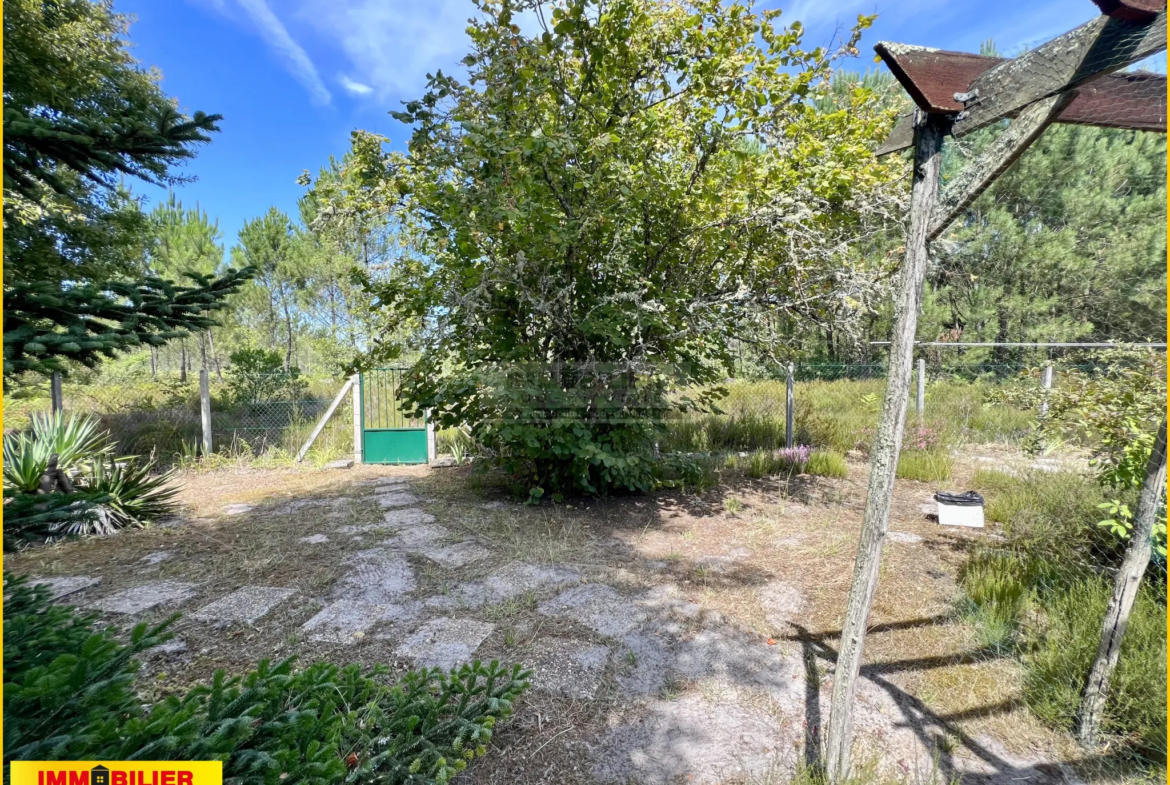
873, 44, 1166, 155
1091, 0, 1164, 22
1060, 70, 1167, 131
874, 43, 1003, 113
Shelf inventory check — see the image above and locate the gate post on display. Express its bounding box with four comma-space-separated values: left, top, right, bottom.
426, 409, 437, 465
351, 373, 363, 465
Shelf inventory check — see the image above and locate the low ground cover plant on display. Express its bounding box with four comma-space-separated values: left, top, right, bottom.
3, 412, 179, 545
3, 574, 529, 784
959, 469, 1166, 759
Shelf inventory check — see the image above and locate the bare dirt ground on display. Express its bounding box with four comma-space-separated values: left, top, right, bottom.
5, 453, 1131, 785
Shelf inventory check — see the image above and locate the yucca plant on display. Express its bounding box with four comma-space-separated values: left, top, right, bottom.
3, 434, 49, 493
29, 412, 113, 470
78, 458, 180, 530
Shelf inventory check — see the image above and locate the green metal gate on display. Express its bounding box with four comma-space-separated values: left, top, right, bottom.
360, 368, 428, 464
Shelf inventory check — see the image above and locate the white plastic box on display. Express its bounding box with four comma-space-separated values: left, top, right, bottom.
935, 491, 985, 528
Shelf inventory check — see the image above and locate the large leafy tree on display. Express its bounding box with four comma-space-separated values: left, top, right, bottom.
3, 0, 251, 377
314, 0, 902, 496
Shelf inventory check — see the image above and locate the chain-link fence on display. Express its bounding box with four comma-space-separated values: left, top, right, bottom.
210, 373, 353, 462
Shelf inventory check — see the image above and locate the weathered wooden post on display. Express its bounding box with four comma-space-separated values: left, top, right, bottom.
50, 371, 63, 414
1078, 419, 1167, 745
352, 373, 363, 465
916, 358, 925, 417
1040, 362, 1054, 417
199, 369, 213, 457
825, 110, 948, 781
785, 363, 795, 449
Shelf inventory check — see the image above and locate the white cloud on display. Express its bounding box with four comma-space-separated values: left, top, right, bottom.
235, 0, 332, 105
295, 0, 476, 100
338, 74, 374, 96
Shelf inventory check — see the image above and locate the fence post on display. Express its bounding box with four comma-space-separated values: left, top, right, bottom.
50, 371, 63, 414
1040, 362, 1054, 416
426, 409, 437, 465
785, 362, 795, 449
199, 369, 213, 457
351, 373, 363, 465
916, 358, 925, 417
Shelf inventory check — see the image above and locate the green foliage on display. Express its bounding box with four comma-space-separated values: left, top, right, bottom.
326, 0, 899, 498
806, 450, 848, 479
895, 450, 952, 483
4, 573, 531, 783
224, 348, 310, 405
1021, 580, 1166, 758
3, 0, 253, 378
3, 433, 50, 493
3, 264, 254, 378
923, 124, 1166, 350
3, 411, 113, 491
960, 469, 1166, 758
75, 457, 180, 532
997, 352, 1167, 552
29, 410, 114, 469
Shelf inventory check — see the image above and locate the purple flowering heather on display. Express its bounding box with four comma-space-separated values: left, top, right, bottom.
777, 445, 812, 469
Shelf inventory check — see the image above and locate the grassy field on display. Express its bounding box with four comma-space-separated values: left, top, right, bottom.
3, 373, 353, 467
660, 377, 1036, 456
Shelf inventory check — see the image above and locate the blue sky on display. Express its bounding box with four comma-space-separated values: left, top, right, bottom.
119, 0, 1161, 256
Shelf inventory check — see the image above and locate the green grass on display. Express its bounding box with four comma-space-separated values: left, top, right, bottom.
958, 468, 1165, 761
662, 377, 1037, 456
806, 449, 847, 478
895, 450, 952, 482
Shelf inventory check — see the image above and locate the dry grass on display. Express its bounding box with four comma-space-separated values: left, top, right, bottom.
4, 447, 1148, 785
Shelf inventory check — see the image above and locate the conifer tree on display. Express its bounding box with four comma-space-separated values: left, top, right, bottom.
3, 0, 252, 377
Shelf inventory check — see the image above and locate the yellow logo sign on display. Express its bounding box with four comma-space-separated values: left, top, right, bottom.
10, 762, 223, 785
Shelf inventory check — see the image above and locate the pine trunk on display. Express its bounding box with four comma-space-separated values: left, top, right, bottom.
180, 338, 188, 383
1078, 419, 1167, 745
824, 112, 947, 782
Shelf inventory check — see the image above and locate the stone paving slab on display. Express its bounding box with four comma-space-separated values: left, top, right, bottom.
527, 638, 611, 699
395, 617, 495, 670
431, 562, 580, 609
30, 575, 102, 599
302, 600, 389, 644
375, 491, 420, 508
140, 551, 172, 565
337, 509, 435, 535
414, 541, 492, 568
331, 549, 416, 603
192, 586, 297, 624
299, 534, 329, 544
90, 581, 199, 614
385, 523, 450, 550
538, 583, 643, 638
222, 503, 255, 516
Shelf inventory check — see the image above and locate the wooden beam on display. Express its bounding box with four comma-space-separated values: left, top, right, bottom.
952, 11, 1166, 137
928, 92, 1073, 240
825, 110, 950, 783
295, 376, 355, 463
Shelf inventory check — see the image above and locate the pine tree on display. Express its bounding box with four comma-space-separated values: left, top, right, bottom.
2, 0, 253, 377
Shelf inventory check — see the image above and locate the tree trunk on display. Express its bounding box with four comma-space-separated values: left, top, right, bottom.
1078, 418, 1167, 745
824, 112, 948, 783
200, 330, 208, 371
180, 338, 188, 383
207, 329, 224, 382
282, 292, 295, 372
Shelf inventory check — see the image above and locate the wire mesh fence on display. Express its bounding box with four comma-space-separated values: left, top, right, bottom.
210, 374, 353, 461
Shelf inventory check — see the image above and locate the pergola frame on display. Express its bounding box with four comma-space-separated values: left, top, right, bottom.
823, 2, 1169, 780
